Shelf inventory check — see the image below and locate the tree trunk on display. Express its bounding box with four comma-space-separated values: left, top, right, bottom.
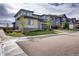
21, 27, 24, 34
50, 26, 51, 30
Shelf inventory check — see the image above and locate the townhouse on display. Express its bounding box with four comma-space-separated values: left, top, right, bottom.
14, 9, 76, 31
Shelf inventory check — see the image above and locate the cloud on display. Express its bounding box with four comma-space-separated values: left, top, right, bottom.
6, 3, 73, 15
0, 3, 79, 23
48, 3, 79, 19
0, 4, 9, 16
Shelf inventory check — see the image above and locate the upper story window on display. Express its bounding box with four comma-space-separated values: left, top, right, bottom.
27, 13, 32, 16
21, 10, 33, 16
62, 18, 66, 22
21, 11, 26, 15
42, 16, 47, 19
15, 12, 23, 19
41, 16, 48, 22
55, 18, 60, 24
73, 19, 76, 23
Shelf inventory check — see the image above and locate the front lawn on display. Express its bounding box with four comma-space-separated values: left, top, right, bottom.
24, 30, 55, 36
5, 30, 63, 37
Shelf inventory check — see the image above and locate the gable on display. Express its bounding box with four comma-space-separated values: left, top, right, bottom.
14, 9, 34, 18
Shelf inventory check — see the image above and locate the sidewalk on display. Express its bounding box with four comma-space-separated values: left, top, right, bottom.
4, 40, 27, 56
0, 29, 27, 56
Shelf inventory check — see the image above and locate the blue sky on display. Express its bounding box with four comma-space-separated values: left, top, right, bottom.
0, 3, 79, 24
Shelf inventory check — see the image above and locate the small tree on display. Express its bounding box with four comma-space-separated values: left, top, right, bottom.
64, 21, 69, 29
61, 21, 65, 29
19, 16, 26, 33
46, 17, 53, 30
61, 20, 69, 29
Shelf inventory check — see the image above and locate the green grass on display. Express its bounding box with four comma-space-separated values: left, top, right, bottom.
5, 30, 63, 37
53, 30, 63, 34
24, 31, 55, 36
24, 30, 62, 36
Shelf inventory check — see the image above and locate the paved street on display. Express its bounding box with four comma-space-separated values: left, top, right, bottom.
17, 32, 79, 56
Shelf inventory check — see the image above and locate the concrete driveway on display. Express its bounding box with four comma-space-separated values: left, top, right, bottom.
17, 32, 79, 56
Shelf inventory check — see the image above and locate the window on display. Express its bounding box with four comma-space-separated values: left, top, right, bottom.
41, 16, 48, 21
62, 18, 66, 21
27, 13, 32, 16
28, 19, 33, 25
73, 19, 75, 23
56, 18, 60, 25
21, 11, 32, 16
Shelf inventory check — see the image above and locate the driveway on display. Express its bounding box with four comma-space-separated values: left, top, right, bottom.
17, 32, 79, 56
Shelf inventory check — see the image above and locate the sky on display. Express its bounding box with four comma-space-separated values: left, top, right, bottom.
0, 3, 79, 25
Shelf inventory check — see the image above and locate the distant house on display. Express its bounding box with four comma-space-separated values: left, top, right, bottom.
67, 18, 76, 29
51, 14, 67, 29
75, 20, 79, 29
39, 14, 68, 29
0, 17, 14, 29
0, 22, 13, 29
14, 9, 76, 31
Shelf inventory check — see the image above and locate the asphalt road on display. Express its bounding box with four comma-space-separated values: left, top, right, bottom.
17, 32, 79, 56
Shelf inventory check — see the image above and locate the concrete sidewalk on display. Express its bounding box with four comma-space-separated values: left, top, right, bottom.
0, 29, 27, 56
4, 40, 27, 56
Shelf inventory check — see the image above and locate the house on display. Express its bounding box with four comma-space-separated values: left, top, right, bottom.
51, 14, 68, 29
67, 18, 76, 29
39, 14, 68, 29
14, 9, 76, 31
14, 9, 43, 31
38, 14, 68, 29
75, 20, 79, 29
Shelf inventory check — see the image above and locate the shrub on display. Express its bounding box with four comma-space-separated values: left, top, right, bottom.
6, 30, 63, 36
6, 32, 24, 37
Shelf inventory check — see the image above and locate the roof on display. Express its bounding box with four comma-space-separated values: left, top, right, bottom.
67, 18, 76, 23
76, 20, 79, 23
14, 9, 77, 22
40, 14, 67, 18
57, 14, 67, 18
32, 14, 41, 16
67, 18, 76, 20
14, 9, 34, 17
20, 9, 34, 12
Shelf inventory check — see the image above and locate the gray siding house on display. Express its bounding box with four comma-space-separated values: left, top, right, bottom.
39, 14, 68, 29
14, 9, 76, 31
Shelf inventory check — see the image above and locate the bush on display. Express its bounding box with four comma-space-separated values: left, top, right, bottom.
5, 30, 63, 36
3, 28, 14, 33
64, 22, 69, 29
6, 32, 24, 37
29, 30, 43, 32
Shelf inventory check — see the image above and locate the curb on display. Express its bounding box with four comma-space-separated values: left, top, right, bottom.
26, 33, 67, 39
